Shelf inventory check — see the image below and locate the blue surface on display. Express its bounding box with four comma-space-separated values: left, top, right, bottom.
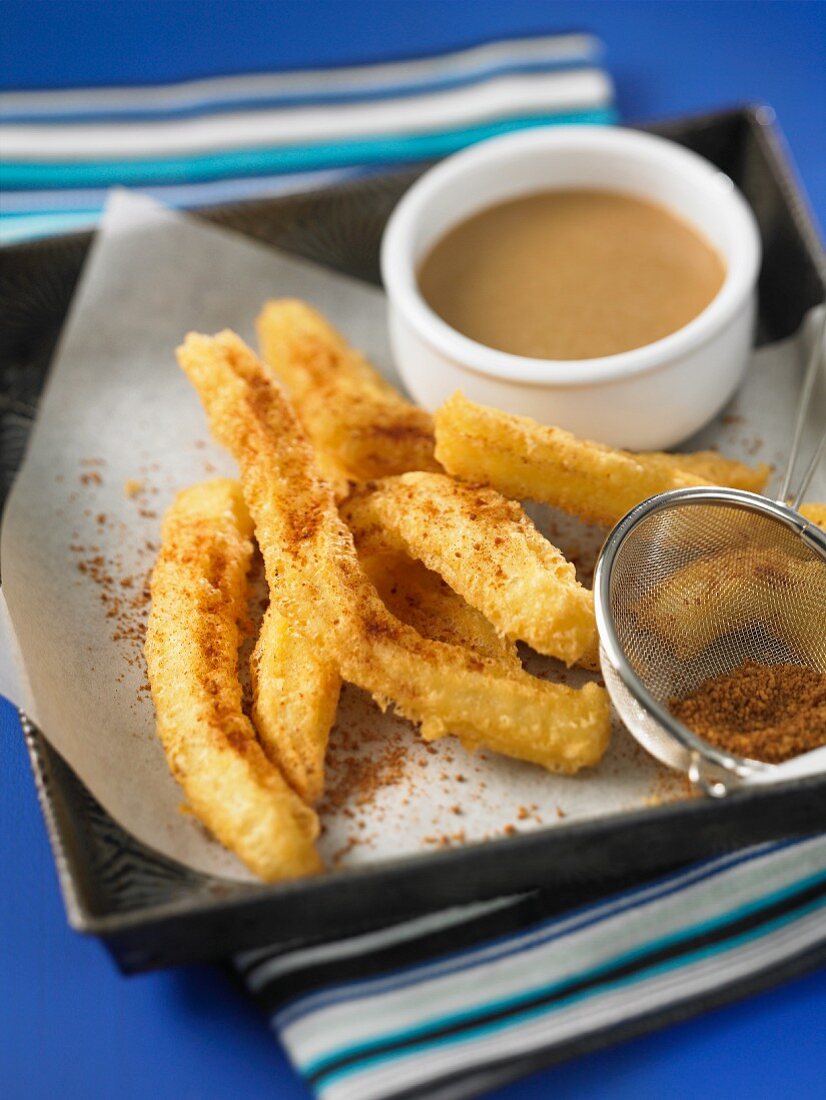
1, 3, 825, 1098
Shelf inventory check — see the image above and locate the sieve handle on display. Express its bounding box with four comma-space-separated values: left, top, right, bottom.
778, 309, 826, 509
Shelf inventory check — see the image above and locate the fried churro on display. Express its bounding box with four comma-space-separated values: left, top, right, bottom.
342, 472, 597, 666
144, 479, 322, 880
257, 299, 439, 494
434, 392, 770, 526
251, 604, 340, 805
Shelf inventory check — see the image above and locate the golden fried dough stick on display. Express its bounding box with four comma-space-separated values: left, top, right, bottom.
434, 393, 770, 527
434, 393, 700, 526
345, 501, 519, 667
145, 479, 322, 881
801, 503, 826, 531
634, 545, 823, 661
639, 450, 771, 494
178, 332, 610, 774
342, 472, 597, 667
250, 605, 340, 805
361, 550, 521, 669
257, 299, 440, 492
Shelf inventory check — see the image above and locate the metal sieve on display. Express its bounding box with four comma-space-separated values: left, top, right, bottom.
594, 315, 826, 795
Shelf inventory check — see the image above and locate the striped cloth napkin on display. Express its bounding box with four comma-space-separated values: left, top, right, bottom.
0, 32, 614, 244
237, 837, 826, 1099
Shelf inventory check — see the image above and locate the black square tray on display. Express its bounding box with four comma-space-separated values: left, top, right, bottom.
1, 105, 824, 973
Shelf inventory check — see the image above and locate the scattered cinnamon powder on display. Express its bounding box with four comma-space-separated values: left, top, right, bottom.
319, 712, 409, 818
671, 661, 826, 764
71, 461, 156, 696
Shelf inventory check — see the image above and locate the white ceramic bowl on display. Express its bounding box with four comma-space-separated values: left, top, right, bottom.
381, 126, 761, 450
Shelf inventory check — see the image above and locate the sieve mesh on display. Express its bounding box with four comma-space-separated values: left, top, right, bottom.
601, 495, 826, 776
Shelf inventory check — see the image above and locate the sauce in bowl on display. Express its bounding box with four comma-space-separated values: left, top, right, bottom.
418, 189, 726, 361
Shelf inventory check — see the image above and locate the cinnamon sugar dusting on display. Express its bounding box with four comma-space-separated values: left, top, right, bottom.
69, 458, 165, 694
320, 704, 409, 817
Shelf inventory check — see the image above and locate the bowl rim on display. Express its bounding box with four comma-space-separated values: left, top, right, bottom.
380, 124, 761, 386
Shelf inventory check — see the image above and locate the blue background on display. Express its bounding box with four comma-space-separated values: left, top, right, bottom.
1, 3, 825, 1098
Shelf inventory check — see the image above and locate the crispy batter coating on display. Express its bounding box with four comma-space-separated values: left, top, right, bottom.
342, 472, 597, 667
345, 495, 519, 664
646, 449, 771, 494
144, 479, 322, 881
434, 393, 770, 527
257, 299, 440, 493
177, 332, 611, 774
251, 604, 340, 805
360, 550, 521, 669
800, 502, 826, 531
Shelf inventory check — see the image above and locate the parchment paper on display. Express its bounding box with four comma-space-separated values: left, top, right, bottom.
0, 191, 821, 880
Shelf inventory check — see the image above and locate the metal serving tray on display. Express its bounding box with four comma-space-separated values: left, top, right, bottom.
1, 107, 824, 973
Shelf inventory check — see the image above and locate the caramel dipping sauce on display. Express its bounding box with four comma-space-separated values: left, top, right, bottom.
418, 189, 726, 361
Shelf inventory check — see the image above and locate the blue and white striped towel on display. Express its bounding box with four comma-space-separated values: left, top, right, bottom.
237, 836, 826, 1099
0, 33, 614, 244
